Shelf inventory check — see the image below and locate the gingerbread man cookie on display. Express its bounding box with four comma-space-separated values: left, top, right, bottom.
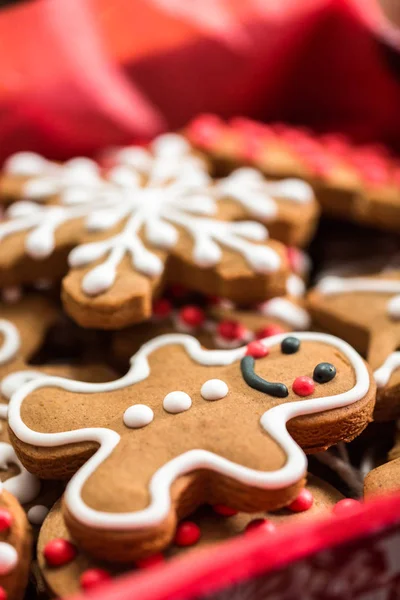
0, 488, 32, 600
0, 134, 315, 329
8, 332, 374, 561
36, 475, 342, 598
185, 114, 400, 234
307, 271, 400, 370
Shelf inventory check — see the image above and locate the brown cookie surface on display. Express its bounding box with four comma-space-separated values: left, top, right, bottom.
37, 475, 342, 598
0, 490, 31, 600
185, 115, 400, 233
9, 333, 374, 562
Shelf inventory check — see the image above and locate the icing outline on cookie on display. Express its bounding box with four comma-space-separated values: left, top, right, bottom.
8, 332, 370, 530
316, 276, 400, 319
0, 320, 20, 365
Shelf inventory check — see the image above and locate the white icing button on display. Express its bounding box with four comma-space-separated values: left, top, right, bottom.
0, 542, 18, 575
201, 379, 229, 401
163, 391, 192, 414
27, 505, 49, 526
123, 404, 154, 429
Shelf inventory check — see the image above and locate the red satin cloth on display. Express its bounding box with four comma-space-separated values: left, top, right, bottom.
0, 0, 400, 161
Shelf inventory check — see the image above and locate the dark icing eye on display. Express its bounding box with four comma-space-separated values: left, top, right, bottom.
313, 362, 336, 384
281, 336, 301, 354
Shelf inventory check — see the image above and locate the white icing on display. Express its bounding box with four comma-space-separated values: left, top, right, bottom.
201, 379, 228, 400
1, 287, 22, 305
0, 542, 17, 575
163, 391, 192, 414
8, 332, 370, 531
4, 152, 48, 176
215, 169, 313, 221
374, 352, 400, 388
0, 320, 20, 364
286, 274, 306, 298
0, 135, 318, 297
123, 404, 154, 428
258, 298, 311, 329
1, 370, 46, 400
27, 505, 49, 526
0, 442, 41, 504
317, 276, 400, 319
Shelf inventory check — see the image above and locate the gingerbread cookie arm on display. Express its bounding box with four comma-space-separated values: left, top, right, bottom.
373, 352, 400, 421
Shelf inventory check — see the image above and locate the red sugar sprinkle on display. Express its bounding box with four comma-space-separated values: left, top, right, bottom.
288, 488, 314, 512
212, 504, 238, 517
332, 499, 362, 516
135, 553, 165, 569
186, 114, 223, 147
44, 538, 77, 567
80, 569, 111, 591
217, 320, 247, 341
152, 298, 172, 318
179, 305, 205, 328
174, 521, 201, 547
0, 586, 7, 600
256, 324, 285, 339
245, 518, 276, 534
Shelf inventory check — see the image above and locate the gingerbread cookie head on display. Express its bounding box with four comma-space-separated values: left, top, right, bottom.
36, 474, 342, 598
308, 271, 400, 370
0, 488, 32, 600
8, 332, 374, 562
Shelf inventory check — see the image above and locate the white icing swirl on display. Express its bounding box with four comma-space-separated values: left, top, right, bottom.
374, 352, 400, 388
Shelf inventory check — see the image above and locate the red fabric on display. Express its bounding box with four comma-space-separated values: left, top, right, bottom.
1, 0, 400, 160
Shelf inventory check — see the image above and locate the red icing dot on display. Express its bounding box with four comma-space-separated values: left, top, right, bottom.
135, 553, 165, 569
288, 489, 314, 512
0, 509, 13, 532
245, 518, 276, 534
0, 586, 7, 600
80, 569, 111, 591
246, 341, 269, 359
179, 305, 205, 328
332, 499, 362, 516
186, 114, 223, 147
292, 376, 315, 397
152, 298, 172, 318
256, 324, 285, 339
217, 320, 247, 341
174, 521, 201, 547
212, 504, 238, 517
44, 538, 77, 567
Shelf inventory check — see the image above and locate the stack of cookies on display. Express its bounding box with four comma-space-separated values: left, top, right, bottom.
0, 116, 398, 599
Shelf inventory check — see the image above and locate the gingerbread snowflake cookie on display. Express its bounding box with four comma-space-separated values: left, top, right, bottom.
9, 332, 374, 561
0, 134, 316, 329
36, 475, 342, 598
0, 488, 32, 600
185, 114, 400, 234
